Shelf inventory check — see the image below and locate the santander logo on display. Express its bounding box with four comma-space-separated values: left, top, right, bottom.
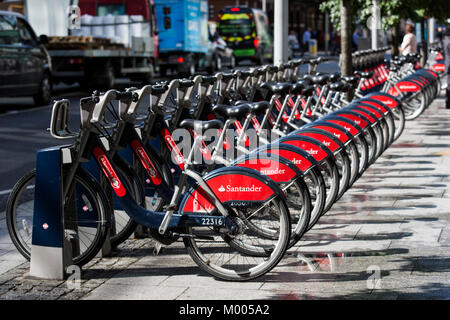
136, 147, 156, 177
99, 156, 121, 190
165, 134, 176, 148
399, 85, 418, 90
176, 155, 184, 164
218, 185, 262, 192
261, 168, 285, 176
291, 158, 302, 165
307, 148, 319, 155
99, 156, 118, 186
111, 178, 120, 189
95, 152, 126, 197
322, 140, 331, 147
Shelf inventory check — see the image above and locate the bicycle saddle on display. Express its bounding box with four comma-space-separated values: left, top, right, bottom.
255, 68, 266, 76
246, 101, 270, 116
179, 119, 223, 132
301, 85, 315, 97
341, 76, 358, 85
309, 57, 323, 65
239, 70, 254, 77
231, 100, 269, 116
290, 59, 303, 67
290, 81, 307, 95
301, 74, 325, 85
221, 72, 235, 80
200, 75, 216, 85
329, 81, 350, 92
179, 79, 194, 88
258, 82, 292, 95
151, 84, 168, 94
284, 61, 294, 68
310, 74, 329, 85
354, 71, 373, 79
389, 66, 398, 72
212, 104, 251, 121
328, 73, 341, 82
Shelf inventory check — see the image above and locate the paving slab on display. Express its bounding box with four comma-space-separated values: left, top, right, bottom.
83, 283, 188, 300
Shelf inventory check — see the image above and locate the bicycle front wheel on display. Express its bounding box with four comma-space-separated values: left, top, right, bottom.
183, 195, 291, 281
6, 169, 110, 266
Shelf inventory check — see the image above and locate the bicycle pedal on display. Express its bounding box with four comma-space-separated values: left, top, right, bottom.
153, 241, 164, 255
162, 203, 178, 211
171, 232, 214, 241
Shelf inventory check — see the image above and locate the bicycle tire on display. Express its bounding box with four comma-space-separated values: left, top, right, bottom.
6, 168, 110, 266
183, 195, 291, 281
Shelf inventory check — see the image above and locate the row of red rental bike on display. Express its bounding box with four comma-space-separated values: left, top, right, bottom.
6, 47, 443, 281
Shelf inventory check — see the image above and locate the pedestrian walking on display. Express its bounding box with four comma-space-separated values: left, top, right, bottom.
400, 24, 417, 55
288, 30, 300, 50
302, 27, 311, 56
330, 30, 338, 55
352, 28, 361, 52
443, 25, 450, 108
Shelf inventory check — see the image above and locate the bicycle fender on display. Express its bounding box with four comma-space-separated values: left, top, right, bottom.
364, 92, 402, 110
232, 153, 302, 184
179, 166, 284, 214
291, 129, 344, 154
387, 80, 421, 96
278, 136, 332, 163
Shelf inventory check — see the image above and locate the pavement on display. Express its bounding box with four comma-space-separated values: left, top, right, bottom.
0, 91, 449, 300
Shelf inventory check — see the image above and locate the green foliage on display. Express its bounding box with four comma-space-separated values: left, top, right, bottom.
319, 0, 450, 31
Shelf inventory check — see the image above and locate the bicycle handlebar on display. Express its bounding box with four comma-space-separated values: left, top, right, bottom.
50, 99, 78, 140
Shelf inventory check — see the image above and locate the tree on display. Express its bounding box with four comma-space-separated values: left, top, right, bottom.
340, 0, 353, 78
321, 0, 450, 63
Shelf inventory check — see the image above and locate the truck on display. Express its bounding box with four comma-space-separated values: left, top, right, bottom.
154, 0, 208, 77
17, 0, 159, 89
217, 6, 273, 65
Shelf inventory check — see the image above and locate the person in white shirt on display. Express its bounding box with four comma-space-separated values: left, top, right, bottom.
443, 25, 450, 108
400, 24, 417, 55
288, 30, 300, 50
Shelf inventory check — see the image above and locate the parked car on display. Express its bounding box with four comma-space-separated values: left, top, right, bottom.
205, 28, 236, 73
0, 11, 52, 106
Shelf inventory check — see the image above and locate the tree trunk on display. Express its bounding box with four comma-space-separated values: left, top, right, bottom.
340, 0, 353, 76
340, 0, 353, 100
420, 18, 427, 67
392, 24, 400, 57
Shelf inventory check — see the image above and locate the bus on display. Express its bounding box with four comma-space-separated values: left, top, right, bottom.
217, 6, 272, 65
